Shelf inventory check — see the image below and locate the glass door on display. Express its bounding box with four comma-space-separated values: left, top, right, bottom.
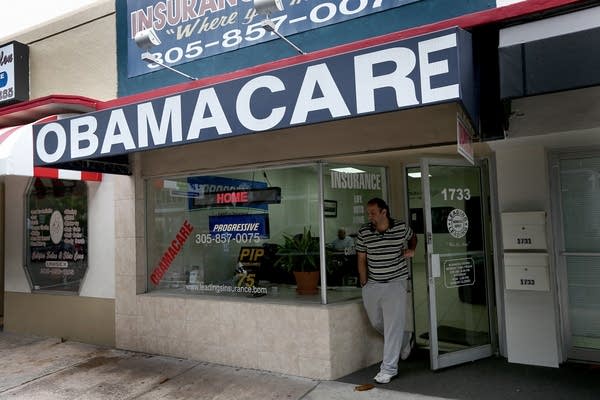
414, 158, 494, 370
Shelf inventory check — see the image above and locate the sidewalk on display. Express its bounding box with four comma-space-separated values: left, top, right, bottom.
0, 331, 449, 400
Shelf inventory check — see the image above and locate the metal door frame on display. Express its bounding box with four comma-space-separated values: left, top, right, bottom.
419, 157, 495, 370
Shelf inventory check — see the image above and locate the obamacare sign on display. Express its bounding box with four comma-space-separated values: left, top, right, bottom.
33, 27, 476, 166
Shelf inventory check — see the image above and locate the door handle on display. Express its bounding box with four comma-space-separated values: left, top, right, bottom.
431, 253, 441, 278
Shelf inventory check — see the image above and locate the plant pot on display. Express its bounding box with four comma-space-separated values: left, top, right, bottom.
293, 271, 320, 295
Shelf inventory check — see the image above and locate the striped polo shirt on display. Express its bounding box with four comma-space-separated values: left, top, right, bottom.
355, 219, 413, 282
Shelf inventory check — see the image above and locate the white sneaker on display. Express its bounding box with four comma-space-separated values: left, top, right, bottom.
374, 371, 396, 384
400, 332, 414, 360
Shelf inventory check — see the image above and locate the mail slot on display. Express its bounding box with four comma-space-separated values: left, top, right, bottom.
501, 211, 547, 251
504, 253, 549, 291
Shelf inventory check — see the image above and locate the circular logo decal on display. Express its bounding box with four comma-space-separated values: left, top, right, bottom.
447, 208, 469, 238
49, 210, 64, 244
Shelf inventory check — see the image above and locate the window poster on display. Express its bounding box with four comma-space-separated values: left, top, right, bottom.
25, 178, 88, 293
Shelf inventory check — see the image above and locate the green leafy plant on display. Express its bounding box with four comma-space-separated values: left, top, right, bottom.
275, 227, 320, 272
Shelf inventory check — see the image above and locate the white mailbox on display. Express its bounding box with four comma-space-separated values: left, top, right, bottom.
504, 253, 549, 291
501, 211, 547, 251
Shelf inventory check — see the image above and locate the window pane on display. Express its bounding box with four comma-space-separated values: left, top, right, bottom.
146, 165, 322, 302
322, 164, 387, 301
560, 157, 600, 350
560, 158, 600, 253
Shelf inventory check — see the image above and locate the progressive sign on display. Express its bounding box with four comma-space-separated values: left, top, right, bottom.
33, 27, 476, 166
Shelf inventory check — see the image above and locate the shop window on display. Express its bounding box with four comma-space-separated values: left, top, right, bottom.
25, 178, 88, 293
146, 163, 386, 303
322, 164, 387, 295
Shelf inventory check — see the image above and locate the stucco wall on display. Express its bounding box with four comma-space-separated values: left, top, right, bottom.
8, 0, 116, 101
4, 291, 115, 346
116, 294, 383, 380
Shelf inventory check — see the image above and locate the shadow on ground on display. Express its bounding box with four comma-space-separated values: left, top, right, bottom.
337, 349, 600, 400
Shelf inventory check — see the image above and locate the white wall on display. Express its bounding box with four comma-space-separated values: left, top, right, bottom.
4, 177, 31, 293
81, 175, 116, 298
492, 143, 560, 367
10, 0, 116, 101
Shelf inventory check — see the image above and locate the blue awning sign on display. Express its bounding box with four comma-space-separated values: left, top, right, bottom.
34, 27, 475, 166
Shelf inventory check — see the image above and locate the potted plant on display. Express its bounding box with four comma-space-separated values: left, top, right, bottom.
275, 226, 321, 294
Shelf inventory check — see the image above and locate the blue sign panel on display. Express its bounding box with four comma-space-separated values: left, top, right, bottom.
209, 214, 270, 238
126, 0, 422, 77
33, 27, 475, 166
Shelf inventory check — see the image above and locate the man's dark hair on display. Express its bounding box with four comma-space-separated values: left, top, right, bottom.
367, 197, 394, 227
367, 197, 389, 214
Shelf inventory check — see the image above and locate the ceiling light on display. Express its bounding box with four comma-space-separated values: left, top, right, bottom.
331, 167, 366, 174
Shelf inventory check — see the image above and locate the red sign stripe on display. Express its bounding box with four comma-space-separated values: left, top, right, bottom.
81, 171, 103, 181
33, 167, 59, 179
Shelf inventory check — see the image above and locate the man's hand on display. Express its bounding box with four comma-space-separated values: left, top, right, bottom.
403, 248, 415, 258
357, 251, 368, 287
404, 232, 417, 258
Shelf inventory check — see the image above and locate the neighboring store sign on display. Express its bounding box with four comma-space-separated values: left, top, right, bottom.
0, 41, 29, 105
34, 27, 475, 166
126, 0, 422, 77
26, 179, 87, 293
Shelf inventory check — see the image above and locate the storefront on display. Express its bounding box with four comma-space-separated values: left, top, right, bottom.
5, 0, 599, 382
0, 106, 114, 344
495, 3, 600, 366
30, 6, 508, 375
0, 0, 120, 346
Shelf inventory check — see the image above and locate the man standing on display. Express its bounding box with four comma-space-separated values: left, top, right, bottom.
355, 197, 417, 384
